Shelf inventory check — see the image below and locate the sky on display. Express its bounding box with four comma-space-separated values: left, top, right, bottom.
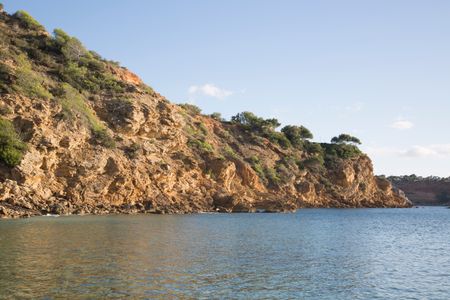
3, 0, 450, 176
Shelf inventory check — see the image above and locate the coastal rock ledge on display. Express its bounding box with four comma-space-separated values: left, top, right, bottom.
0, 9, 411, 218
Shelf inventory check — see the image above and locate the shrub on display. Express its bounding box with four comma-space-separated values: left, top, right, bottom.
223, 145, 238, 159
59, 61, 89, 89
57, 83, 97, 124
264, 167, 281, 186
188, 138, 213, 153
247, 155, 266, 181
301, 156, 325, 171
210, 112, 223, 121
92, 128, 115, 148
0, 118, 27, 167
56, 83, 114, 147
275, 162, 291, 184
58, 61, 124, 93
14, 10, 45, 31
124, 142, 141, 159
0, 63, 12, 92
179, 103, 202, 116
12, 54, 52, 100
197, 122, 208, 135
304, 141, 323, 155
0, 105, 12, 115
139, 83, 154, 95
266, 131, 291, 148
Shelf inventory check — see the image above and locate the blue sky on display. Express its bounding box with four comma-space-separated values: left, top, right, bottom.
3, 0, 450, 176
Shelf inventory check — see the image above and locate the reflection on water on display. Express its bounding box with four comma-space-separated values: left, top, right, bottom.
0, 208, 449, 299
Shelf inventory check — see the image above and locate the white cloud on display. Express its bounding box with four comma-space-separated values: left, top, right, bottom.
391, 120, 414, 130
188, 84, 233, 99
367, 144, 450, 158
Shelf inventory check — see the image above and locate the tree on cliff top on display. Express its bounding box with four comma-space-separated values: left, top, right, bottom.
331, 134, 361, 145
231, 112, 280, 132
281, 125, 313, 146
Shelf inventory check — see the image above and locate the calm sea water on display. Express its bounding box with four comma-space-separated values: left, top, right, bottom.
0, 207, 449, 299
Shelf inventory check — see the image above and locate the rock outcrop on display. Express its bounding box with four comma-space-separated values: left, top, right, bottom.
388, 175, 450, 206
0, 9, 411, 218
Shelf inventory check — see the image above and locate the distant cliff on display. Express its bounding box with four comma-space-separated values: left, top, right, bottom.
0, 9, 411, 218
388, 175, 450, 206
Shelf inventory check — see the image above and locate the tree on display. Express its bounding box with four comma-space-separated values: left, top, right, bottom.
210, 112, 223, 121
231, 112, 280, 131
331, 134, 361, 145
281, 125, 313, 146
53, 29, 88, 61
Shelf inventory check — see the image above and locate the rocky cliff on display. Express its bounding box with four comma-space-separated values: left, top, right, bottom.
0, 9, 411, 218
389, 175, 450, 206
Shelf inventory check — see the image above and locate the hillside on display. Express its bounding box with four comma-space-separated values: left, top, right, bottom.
388, 175, 450, 206
0, 8, 411, 218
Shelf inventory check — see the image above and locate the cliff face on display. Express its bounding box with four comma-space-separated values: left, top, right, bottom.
389, 176, 450, 206
0, 10, 411, 218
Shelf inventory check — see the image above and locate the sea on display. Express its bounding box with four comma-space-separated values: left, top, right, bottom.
0, 207, 449, 299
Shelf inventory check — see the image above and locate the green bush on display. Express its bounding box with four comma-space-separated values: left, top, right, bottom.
188, 138, 213, 153
124, 142, 141, 159
266, 131, 291, 148
247, 155, 266, 181
12, 54, 52, 100
58, 61, 124, 93
139, 83, 155, 95
301, 156, 325, 171
304, 141, 323, 155
223, 145, 238, 159
197, 122, 208, 135
14, 10, 45, 31
0, 118, 27, 167
53, 29, 88, 61
275, 163, 291, 184
92, 128, 115, 148
56, 83, 114, 148
0, 105, 12, 115
264, 167, 281, 186
57, 83, 98, 124
179, 103, 202, 116
322, 143, 362, 160
210, 112, 223, 121
0, 63, 12, 92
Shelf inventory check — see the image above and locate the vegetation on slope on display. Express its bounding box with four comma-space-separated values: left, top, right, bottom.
0, 7, 365, 180
0, 118, 27, 167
